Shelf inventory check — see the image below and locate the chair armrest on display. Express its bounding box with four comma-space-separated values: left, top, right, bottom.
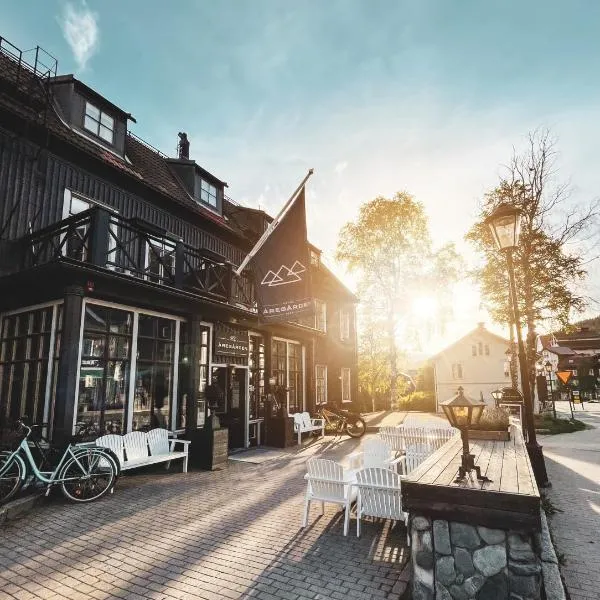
347, 451, 363, 470
310, 418, 325, 427
171, 439, 191, 447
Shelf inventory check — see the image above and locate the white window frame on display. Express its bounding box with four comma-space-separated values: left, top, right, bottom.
62, 189, 118, 265
315, 364, 327, 405
144, 237, 176, 284
340, 309, 350, 341
315, 300, 327, 333
452, 363, 463, 379
83, 101, 115, 144
272, 336, 305, 415
341, 368, 351, 403
198, 177, 218, 208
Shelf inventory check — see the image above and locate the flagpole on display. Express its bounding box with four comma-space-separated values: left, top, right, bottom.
234, 168, 314, 276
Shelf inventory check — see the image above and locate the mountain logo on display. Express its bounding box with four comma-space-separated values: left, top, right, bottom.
261, 261, 306, 287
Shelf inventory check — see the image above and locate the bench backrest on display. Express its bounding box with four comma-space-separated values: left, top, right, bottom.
292, 413, 303, 431
306, 458, 346, 501
405, 442, 432, 474
95, 434, 125, 466
301, 412, 314, 429
147, 428, 170, 456
356, 467, 403, 519
123, 431, 150, 461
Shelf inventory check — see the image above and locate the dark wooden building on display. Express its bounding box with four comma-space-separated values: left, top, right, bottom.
0, 36, 357, 451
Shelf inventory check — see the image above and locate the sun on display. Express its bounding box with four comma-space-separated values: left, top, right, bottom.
411, 295, 438, 319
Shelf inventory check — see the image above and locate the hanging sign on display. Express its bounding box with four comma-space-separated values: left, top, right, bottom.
214, 329, 249, 357
556, 371, 573, 385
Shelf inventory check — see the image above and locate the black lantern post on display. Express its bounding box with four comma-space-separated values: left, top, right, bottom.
491, 388, 503, 407
441, 387, 491, 483
485, 203, 549, 487
544, 361, 557, 419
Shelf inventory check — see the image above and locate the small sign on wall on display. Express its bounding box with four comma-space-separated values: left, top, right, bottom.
214, 328, 249, 357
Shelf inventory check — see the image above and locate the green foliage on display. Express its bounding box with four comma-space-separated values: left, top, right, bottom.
534, 414, 587, 434
470, 407, 510, 431
541, 493, 563, 516
395, 391, 436, 412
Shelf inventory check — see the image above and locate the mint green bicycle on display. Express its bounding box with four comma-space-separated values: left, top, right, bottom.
0, 419, 119, 504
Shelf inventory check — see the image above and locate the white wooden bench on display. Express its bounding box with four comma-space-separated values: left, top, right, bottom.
293, 412, 325, 445
95, 429, 190, 472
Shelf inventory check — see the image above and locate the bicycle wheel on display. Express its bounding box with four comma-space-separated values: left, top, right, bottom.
59, 448, 116, 503
345, 416, 367, 438
0, 453, 25, 505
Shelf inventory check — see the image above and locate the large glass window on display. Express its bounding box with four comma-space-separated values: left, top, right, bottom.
145, 239, 176, 285
84, 101, 114, 144
76, 305, 132, 437
0, 307, 55, 425
316, 365, 327, 405
133, 314, 176, 431
199, 178, 217, 207
271, 339, 304, 415
249, 335, 265, 420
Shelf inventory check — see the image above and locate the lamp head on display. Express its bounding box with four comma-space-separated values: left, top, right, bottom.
441, 386, 486, 429
484, 203, 522, 251
491, 388, 503, 402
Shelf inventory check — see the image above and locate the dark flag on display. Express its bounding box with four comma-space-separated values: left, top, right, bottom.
239, 185, 314, 321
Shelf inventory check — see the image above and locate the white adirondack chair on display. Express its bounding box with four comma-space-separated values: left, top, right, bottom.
355, 467, 408, 539
349, 439, 405, 472
302, 458, 357, 536
402, 442, 432, 475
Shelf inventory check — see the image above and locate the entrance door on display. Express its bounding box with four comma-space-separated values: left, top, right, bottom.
210, 366, 247, 449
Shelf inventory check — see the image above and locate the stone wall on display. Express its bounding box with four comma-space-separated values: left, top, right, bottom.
411, 514, 542, 600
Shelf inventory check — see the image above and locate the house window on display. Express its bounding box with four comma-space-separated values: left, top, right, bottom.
310, 250, 320, 267
485, 344, 490, 356
84, 101, 114, 144
145, 239, 176, 285
472, 345, 477, 357
315, 300, 327, 333
341, 368, 351, 403
197, 178, 218, 208
452, 363, 463, 379
340, 309, 350, 341
316, 365, 327, 405
272, 339, 304, 414
478, 342, 483, 356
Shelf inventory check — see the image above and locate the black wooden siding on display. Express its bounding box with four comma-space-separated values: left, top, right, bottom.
0, 127, 245, 265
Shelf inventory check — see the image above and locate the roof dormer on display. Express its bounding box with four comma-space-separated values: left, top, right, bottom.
49, 75, 135, 157
165, 132, 227, 216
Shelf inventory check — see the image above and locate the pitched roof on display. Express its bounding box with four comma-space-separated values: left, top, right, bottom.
428, 324, 509, 360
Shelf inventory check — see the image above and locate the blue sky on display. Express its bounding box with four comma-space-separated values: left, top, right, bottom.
3, 0, 600, 348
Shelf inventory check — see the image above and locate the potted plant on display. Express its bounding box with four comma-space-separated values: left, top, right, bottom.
468, 406, 511, 441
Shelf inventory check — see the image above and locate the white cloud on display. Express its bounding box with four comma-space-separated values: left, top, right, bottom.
59, 2, 99, 71
334, 161, 348, 175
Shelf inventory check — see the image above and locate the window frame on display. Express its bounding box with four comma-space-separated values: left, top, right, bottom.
83, 101, 115, 145
315, 300, 327, 333
144, 237, 176, 285
452, 363, 463, 380
315, 364, 327, 405
196, 176, 218, 209
340, 309, 351, 341
341, 367, 351, 403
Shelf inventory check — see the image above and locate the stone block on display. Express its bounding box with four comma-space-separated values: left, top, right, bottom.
422, 530, 433, 552
454, 547, 475, 577
508, 573, 540, 597
434, 520, 452, 555
450, 522, 481, 549
509, 561, 541, 576
508, 533, 536, 563
473, 544, 507, 577
436, 556, 456, 587
416, 550, 434, 570
477, 526, 506, 545
449, 584, 469, 600
541, 561, 566, 600
414, 516, 431, 531
463, 574, 485, 596
477, 572, 508, 600
436, 582, 453, 600
538, 512, 558, 564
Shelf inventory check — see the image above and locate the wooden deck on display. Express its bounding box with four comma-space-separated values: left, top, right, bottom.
401, 426, 541, 531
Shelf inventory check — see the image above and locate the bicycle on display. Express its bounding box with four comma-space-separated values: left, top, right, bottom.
317, 406, 367, 438
0, 418, 119, 505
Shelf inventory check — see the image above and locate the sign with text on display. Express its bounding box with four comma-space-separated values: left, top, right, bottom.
556, 370, 573, 385
214, 330, 249, 357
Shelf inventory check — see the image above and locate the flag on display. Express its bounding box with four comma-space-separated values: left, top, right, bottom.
248, 186, 313, 321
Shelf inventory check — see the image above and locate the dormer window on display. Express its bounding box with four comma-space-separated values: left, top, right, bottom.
198, 178, 217, 208
84, 101, 114, 144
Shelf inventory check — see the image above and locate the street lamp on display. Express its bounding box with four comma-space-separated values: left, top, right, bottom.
441, 387, 491, 483
491, 388, 503, 406
485, 203, 549, 487
544, 361, 557, 419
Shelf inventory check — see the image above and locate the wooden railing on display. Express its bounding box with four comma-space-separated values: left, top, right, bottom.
16, 207, 257, 311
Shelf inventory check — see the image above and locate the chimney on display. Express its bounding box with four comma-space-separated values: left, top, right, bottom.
177, 132, 190, 160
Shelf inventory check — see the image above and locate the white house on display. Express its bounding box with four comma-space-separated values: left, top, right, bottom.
429, 323, 512, 410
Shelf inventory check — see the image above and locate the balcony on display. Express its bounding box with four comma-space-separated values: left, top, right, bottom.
9, 207, 256, 311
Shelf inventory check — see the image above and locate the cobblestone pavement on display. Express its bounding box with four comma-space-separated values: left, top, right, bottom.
542, 402, 600, 600
0, 434, 408, 600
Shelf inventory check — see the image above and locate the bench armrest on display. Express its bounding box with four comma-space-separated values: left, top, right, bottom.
310, 418, 325, 427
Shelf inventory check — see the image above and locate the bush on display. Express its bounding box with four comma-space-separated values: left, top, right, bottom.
534, 414, 587, 434
471, 407, 510, 431
395, 391, 436, 412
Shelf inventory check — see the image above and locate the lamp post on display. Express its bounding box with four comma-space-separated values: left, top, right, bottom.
441, 387, 491, 483
485, 203, 549, 487
544, 361, 557, 419
491, 388, 503, 407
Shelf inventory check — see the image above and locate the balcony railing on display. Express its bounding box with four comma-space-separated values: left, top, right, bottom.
14, 207, 257, 311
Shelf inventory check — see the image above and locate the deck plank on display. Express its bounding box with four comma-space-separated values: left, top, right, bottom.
499, 433, 518, 494
416, 435, 462, 485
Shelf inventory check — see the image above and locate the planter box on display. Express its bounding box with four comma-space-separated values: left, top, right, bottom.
468, 429, 510, 441
186, 426, 229, 470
